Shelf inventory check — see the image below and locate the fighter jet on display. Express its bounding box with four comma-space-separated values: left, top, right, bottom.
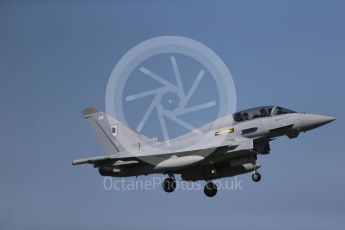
73, 106, 335, 197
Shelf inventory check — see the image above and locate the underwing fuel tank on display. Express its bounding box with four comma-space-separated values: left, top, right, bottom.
154, 155, 205, 170
181, 163, 261, 181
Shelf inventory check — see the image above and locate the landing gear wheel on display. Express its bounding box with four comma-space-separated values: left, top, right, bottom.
204, 182, 218, 197
162, 178, 176, 193
252, 172, 262, 182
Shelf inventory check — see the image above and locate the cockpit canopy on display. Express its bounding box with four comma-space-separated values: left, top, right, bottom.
233, 106, 296, 123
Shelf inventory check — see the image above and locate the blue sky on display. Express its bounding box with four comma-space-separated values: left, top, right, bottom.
0, 0, 344, 229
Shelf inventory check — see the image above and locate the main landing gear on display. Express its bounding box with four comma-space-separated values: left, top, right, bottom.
162, 175, 218, 198
162, 175, 176, 193
203, 181, 217, 198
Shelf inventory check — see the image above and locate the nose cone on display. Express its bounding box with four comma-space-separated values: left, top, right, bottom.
295, 114, 336, 131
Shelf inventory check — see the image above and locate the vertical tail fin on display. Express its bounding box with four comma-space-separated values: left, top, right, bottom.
82, 108, 151, 156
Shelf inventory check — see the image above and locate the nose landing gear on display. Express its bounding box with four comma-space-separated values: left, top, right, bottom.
251, 163, 262, 182
252, 172, 262, 182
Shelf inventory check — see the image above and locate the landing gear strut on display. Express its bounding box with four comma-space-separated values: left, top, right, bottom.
252, 163, 262, 182
204, 181, 217, 197
162, 175, 176, 193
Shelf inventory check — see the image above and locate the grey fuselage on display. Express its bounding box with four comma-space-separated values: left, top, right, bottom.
94, 106, 335, 181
